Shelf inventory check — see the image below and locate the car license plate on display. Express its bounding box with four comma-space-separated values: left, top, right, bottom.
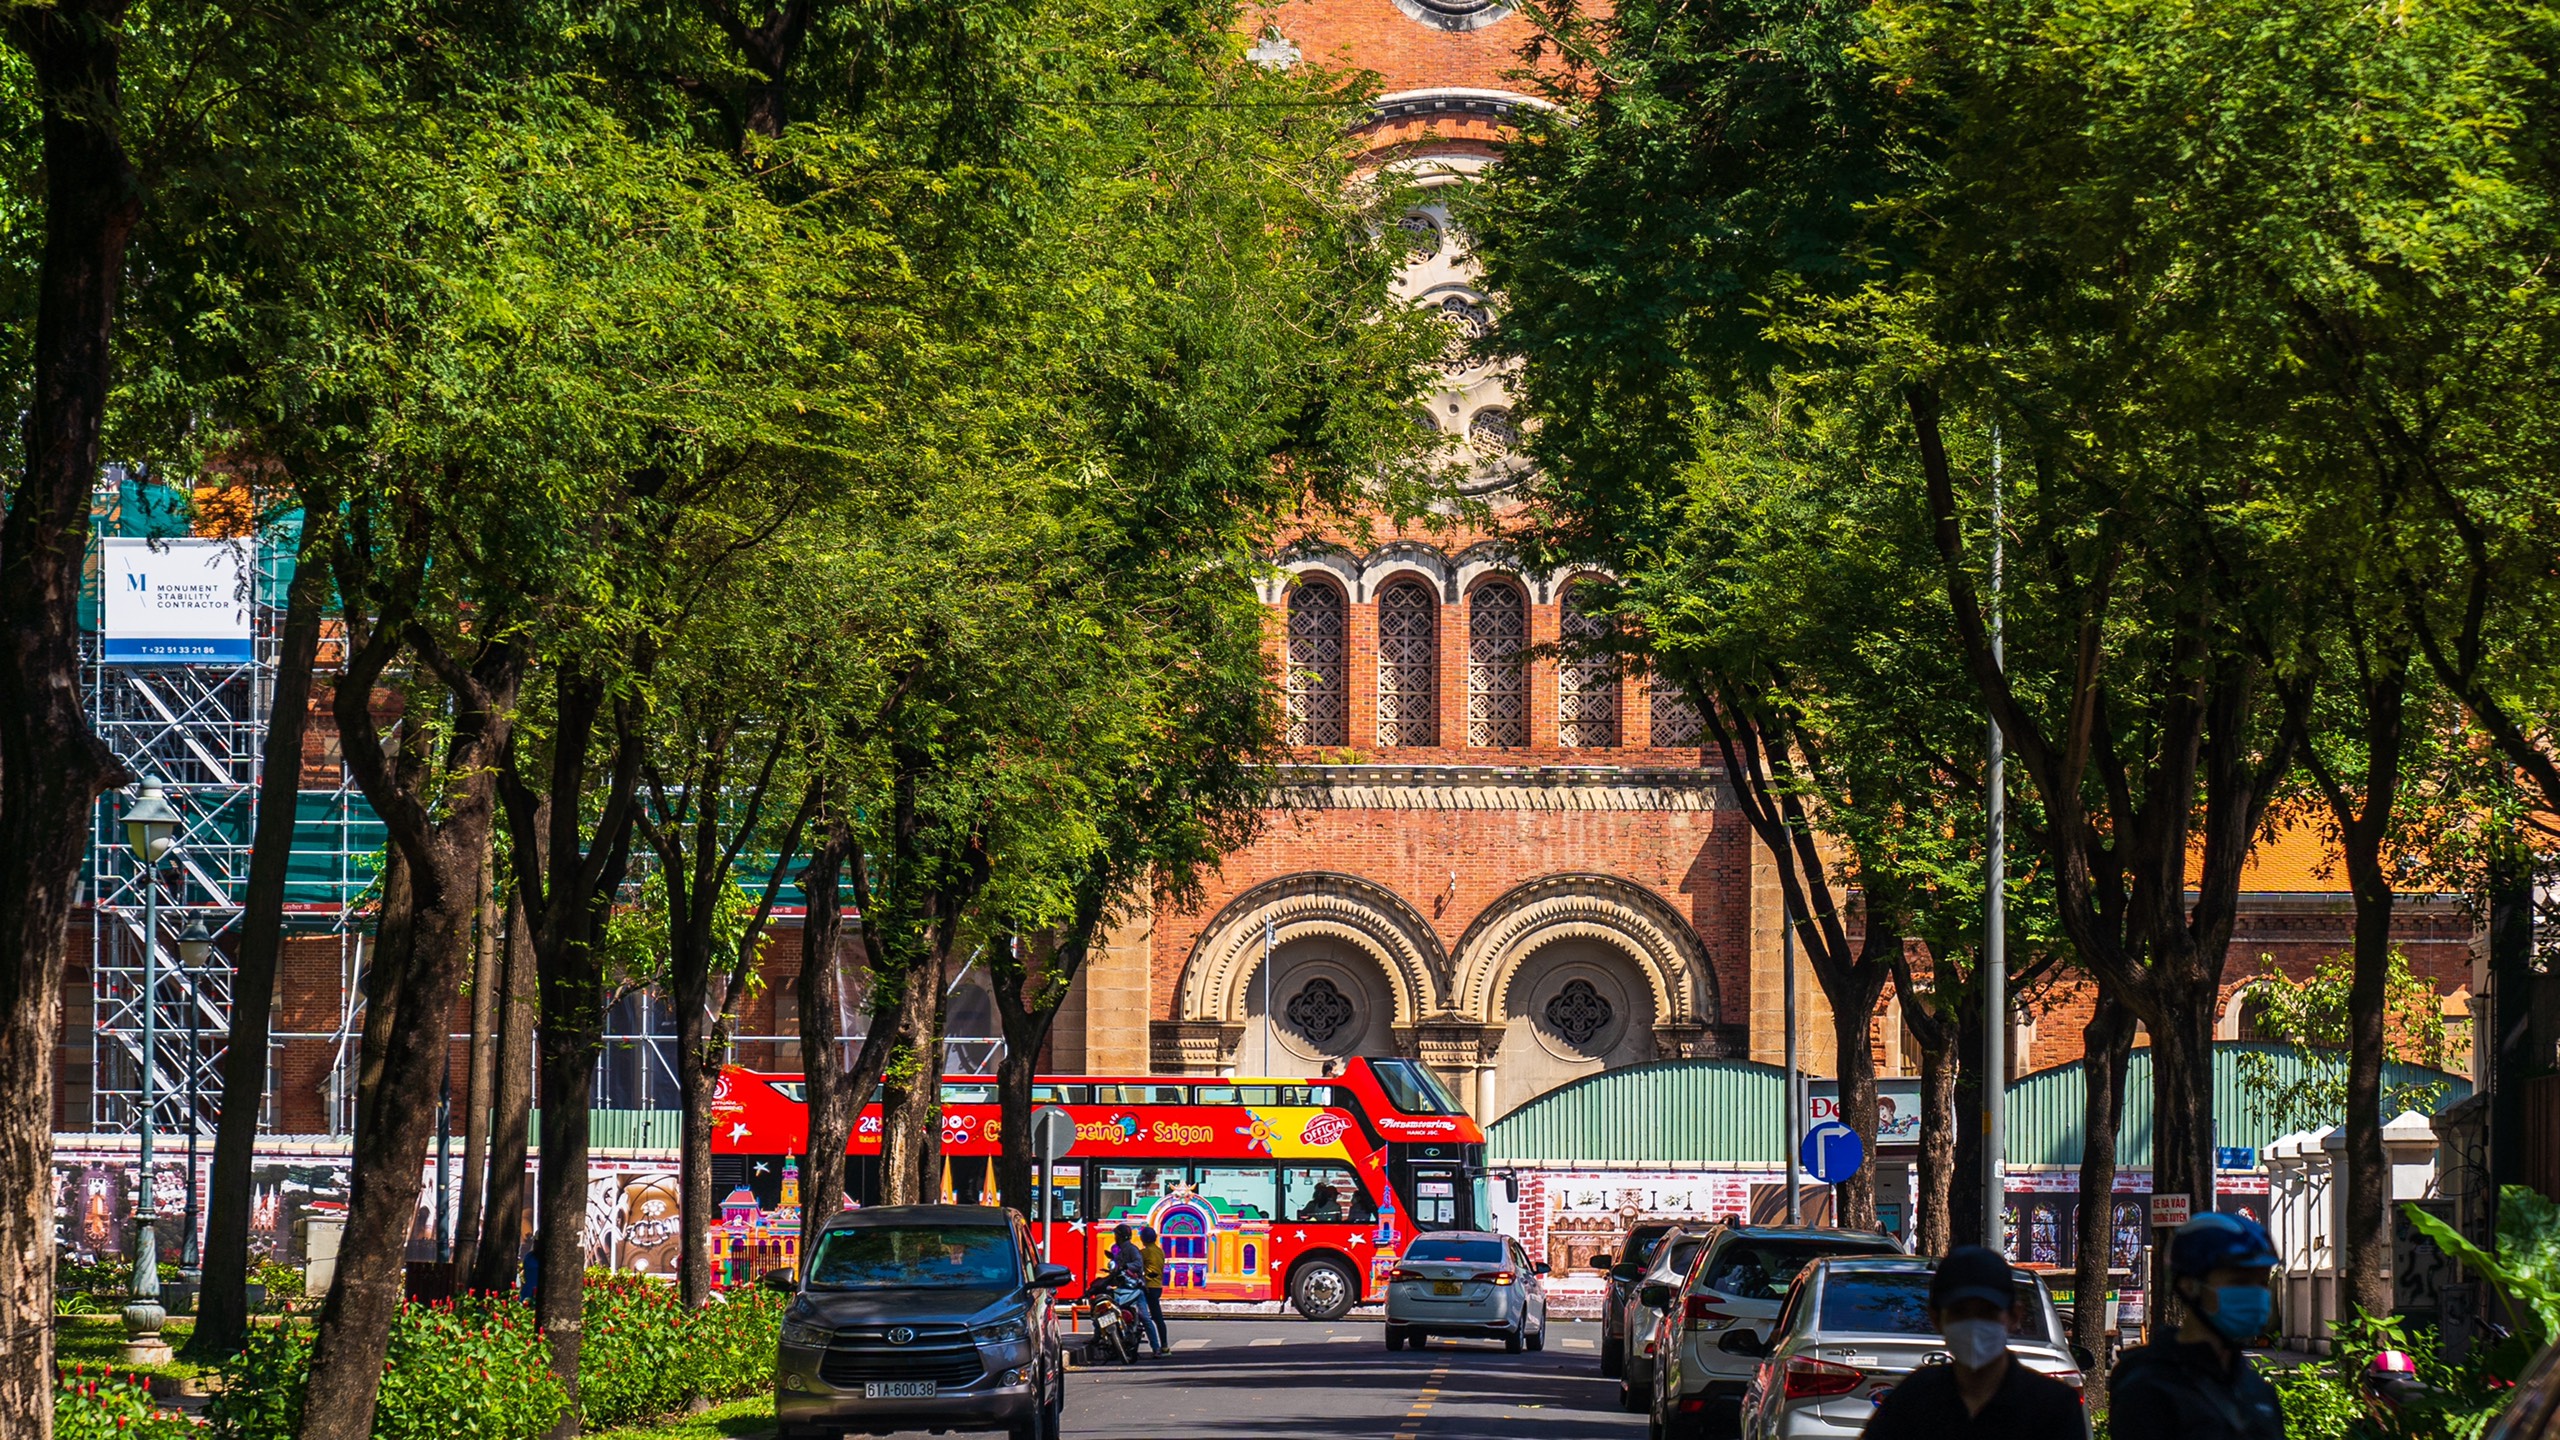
1432, 1280, 1463, 1296
864, 1381, 937, 1399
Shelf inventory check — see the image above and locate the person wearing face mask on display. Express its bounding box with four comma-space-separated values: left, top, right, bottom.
2108, 1212, 2285, 1440
1866, 1246, 2088, 1440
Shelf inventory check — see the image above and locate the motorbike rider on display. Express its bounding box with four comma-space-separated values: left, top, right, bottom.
1138, 1225, 1171, 1357
2110, 1212, 2285, 1440
1100, 1224, 1157, 1357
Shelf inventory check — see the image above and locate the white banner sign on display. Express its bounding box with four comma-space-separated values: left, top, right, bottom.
102, 538, 251, 663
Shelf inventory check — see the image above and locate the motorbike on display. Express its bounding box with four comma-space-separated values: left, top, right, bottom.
1088, 1274, 1148, 1365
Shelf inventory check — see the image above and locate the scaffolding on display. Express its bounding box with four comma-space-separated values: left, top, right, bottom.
83, 481, 377, 1135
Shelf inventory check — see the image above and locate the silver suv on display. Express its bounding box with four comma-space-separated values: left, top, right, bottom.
773, 1204, 1073, 1440
1734, 1255, 2085, 1439
1647, 1226, 1904, 1438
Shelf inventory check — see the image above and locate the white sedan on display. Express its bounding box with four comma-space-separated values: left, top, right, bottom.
1383, 1231, 1550, 1354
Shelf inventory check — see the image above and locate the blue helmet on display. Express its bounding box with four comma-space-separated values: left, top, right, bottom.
2168, 1212, 2278, 1277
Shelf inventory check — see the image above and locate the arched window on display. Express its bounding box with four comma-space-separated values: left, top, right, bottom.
1650, 680, 1705, 747
1285, 580, 1347, 747
1557, 582, 1618, 747
1467, 582, 1528, 747
1376, 578, 1439, 747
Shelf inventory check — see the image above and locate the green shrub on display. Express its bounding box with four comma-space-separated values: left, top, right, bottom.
577, 1272, 699, 1427
54, 1364, 198, 1439
375, 1297, 566, 1440
686, 1285, 787, 1403
205, 1314, 310, 1440
250, 1259, 305, 1309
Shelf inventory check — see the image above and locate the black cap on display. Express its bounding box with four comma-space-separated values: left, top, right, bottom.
1931, 1246, 2018, 1311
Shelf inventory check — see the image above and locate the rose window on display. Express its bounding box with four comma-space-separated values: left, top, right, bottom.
1286, 978, 1358, 1046
1545, 979, 1615, 1048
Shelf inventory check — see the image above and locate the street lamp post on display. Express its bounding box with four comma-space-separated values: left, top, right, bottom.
178, 917, 213, 1281
120, 780, 181, 1364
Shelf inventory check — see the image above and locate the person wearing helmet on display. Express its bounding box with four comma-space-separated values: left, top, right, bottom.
2109, 1211, 2285, 1440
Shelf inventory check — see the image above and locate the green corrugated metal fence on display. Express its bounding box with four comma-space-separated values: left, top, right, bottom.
1484, 1045, 2472, 1170
1488, 1059, 1789, 1165
528, 1108, 682, 1151
2001, 1041, 2470, 1167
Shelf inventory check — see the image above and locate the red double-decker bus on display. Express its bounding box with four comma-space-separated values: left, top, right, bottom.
707, 1056, 1488, 1319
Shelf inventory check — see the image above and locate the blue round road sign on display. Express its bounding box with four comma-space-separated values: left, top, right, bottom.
1801, 1121, 1866, 1184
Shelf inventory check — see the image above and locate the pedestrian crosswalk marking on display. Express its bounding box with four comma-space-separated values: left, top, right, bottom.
1562, 1338, 1595, 1351
1173, 1338, 1211, 1352
1250, 1337, 1286, 1347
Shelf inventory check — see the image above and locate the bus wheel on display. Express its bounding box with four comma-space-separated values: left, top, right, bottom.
1288, 1257, 1357, 1321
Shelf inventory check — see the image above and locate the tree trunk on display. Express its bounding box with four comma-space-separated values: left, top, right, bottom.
880, 988, 943, 1206
795, 827, 857, 1229
299, 779, 499, 1440
193, 527, 327, 1360
2341, 879, 2396, 1318
2070, 995, 2134, 1414
469, 884, 537, 1295
1911, 1011, 1955, 1258
1824, 962, 1891, 1230
1949, 980, 1987, 1250
2144, 974, 2219, 1341
536, 995, 599, 1436
454, 841, 501, 1271
0, 7, 144, 1429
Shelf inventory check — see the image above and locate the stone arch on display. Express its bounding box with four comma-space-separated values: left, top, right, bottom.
1263, 544, 1360, 605
1361, 540, 1455, 602
1452, 874, 1714, 1033
1450, 542, 1527, 603
1178, 872, 1449, 1031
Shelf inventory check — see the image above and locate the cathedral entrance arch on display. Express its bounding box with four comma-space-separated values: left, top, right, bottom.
1169, 873, 1448, 1075
1453, 874, 1716, 1119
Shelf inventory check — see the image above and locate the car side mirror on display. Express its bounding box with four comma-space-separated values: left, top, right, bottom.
1611, 1262, 1647, 1282
1720, 1329, 1768, 1358
1533, 1262, 1551, 1277
1639, 1283, 1673, 1310
1505, 1174, 1521, 1204
760, 1270, 797, 1294
2071, 1344, 2096, 1370
1032, 1263, 1075, 1291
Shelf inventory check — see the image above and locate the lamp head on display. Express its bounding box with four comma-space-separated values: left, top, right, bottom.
178, 917, 214, 967
121, 781, 182, 866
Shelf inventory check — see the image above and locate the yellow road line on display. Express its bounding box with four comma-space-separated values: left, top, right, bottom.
1392, 1362, 1451, 1439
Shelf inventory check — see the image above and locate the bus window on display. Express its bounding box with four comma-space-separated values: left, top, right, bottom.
1095, 1084, 1190, 1105
1237, 1086, 1279, 1105
1031, 1084, 1090, 1104
1192, 1165, 1277, 1221
1095, 1164, 1176, 1222
1283, 1163, 1376, 1224
1277, 1086, 1332, 1107
1032, 1164, 1083, 1222
1368, 1059, 1457, 1115
939, 1080, 997, 1104
1193, 1086, 1240, 1105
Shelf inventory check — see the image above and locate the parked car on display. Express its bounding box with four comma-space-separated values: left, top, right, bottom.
1649, 1226, 1908, 1439
1603, 1220, 1688, 1377
1384, 1230, 1550, 1353
1733, 1255, 2085, 1440
1617, 1228, 1717, 1412
773, 1204, 1073, 1440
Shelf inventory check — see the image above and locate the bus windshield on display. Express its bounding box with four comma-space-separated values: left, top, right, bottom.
1369, 1059, 1460, 1115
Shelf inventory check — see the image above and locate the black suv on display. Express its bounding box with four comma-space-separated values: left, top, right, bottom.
774, 1204, 1072, 1440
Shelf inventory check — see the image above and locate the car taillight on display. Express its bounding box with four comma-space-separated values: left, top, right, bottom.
1487, 1270, 1516, 1286
1682, 1295, 1733, 1330
1388, 1267, 1417, 1283
1781, 1356, 1864, 1401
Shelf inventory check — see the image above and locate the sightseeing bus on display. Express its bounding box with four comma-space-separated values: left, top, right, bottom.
705, 1056, 1489, 1318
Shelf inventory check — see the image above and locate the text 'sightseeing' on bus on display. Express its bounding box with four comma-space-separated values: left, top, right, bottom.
706, 1057, 1489, 1318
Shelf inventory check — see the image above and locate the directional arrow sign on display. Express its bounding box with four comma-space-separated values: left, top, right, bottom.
1801, 1120, 1865, 1185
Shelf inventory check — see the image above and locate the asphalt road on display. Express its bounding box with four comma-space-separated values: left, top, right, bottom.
850, 1319, 1646, 1440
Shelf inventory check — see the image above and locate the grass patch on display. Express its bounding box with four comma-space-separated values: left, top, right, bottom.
583, 1395, 777, 1440
53, 1315, 208, 1385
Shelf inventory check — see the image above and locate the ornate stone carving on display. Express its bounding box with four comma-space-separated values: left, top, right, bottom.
1273, 764, 1724, 812
1452, 873, 1716, 1031
1286, 978, 1359, 1045
1151, 1020, 1243, 1076
1544, 979, 1614, 1047
1177, 872, 1449, 1028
